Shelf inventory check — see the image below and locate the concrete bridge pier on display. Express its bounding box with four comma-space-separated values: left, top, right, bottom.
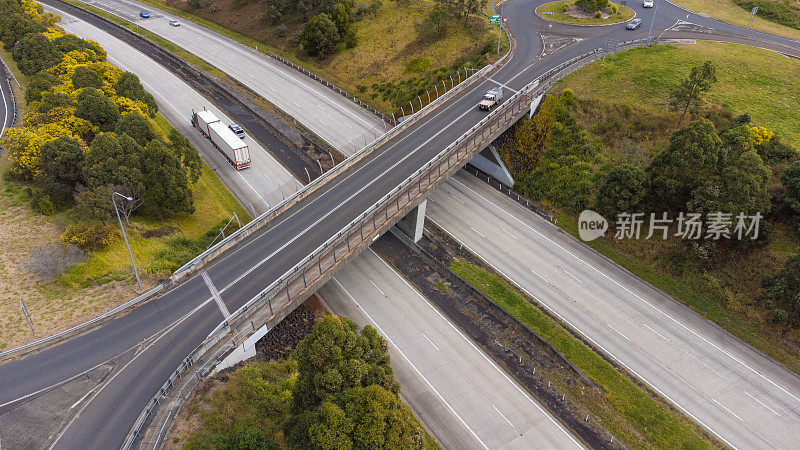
396, 199, 427, 243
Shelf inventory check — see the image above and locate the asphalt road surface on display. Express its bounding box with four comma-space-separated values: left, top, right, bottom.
83, 0, 386, 154
427, 171, 800, 449
319, 249, 584, 449
2, 0, 799, 447
53, 8, 298, 216
0, 57, 14, 135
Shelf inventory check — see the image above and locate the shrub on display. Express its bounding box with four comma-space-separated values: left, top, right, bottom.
609, 4, 618, 14
732, 0, 800, 30
275, 24, 288, 38
561, 3, 569, 12
60, 223, 117, 251
595, 10, 602, 18
30, 190, 55, 216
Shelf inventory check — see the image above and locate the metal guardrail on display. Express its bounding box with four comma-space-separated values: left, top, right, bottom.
172, 49, 505, 279
0, 56, 18, 128
269, 54, 393, 126
125, 67, 535, 450
127, 37, 661, 448
0, 284, 165, 359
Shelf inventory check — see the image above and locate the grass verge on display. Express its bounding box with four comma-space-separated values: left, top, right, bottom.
60, 113, 250, 286
555, 41, 800, 144
670, 0, 800, 40
451, 259, 713, 449
536, 1, 635, 25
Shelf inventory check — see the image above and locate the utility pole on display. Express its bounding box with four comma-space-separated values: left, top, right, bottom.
112, 192, 141, 290
497, 1, 504, 55
647, 0, 660, 42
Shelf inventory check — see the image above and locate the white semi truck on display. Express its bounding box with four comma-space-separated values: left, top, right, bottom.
192, 109, 251, 170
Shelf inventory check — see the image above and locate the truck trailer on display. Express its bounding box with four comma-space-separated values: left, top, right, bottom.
192, 110, 251, 170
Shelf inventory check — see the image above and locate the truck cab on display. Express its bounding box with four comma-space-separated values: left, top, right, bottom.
479, 88, 503, 111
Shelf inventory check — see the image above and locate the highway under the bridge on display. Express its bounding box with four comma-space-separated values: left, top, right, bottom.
1, 0, 799, 447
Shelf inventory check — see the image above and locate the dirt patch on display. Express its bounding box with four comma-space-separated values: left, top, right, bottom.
23, 242, 86, 282
141, 225, 181, 239
0, 189, 159, 353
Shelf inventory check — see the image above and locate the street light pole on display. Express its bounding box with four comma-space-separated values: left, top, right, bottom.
647, 0, 660, 42
497, 2, 504, 55
112, 192, 141, 290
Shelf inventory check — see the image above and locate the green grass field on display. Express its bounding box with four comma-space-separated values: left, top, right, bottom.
547, 41, 800, 374
536, 1, 635, 25
451, 259, 713, 449
555, 41, 800, 143
671, 0, 800, 40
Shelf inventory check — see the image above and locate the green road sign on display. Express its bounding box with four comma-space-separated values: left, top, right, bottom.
489, 14, 500, 24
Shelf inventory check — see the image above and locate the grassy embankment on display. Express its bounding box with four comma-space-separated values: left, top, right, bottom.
451, 259, 714, 449
536, 1, 635, 25
124, 0, 509, 113
671, 0, 800, 40
547, 41, 800, 373
0, 54, 249, 350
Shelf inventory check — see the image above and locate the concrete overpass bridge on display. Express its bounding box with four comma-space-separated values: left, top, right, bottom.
2, 0, 800, 447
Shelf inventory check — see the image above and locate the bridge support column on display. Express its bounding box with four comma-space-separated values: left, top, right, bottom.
471, 146, 514, 187
396, 200, 427, 243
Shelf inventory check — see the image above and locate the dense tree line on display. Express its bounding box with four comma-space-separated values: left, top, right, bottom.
185, 316, 433, 449
0, 0, 201, 250
500, 61, 800, 328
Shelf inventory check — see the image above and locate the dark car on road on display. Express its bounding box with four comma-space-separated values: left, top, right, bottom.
626, 18, 642, 29
139, 11, 150, 18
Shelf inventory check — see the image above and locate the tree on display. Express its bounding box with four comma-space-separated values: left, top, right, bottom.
115, 72, 158, 117
290, 316, 399, 412
76, 87, 120, 132
669, 61, 717, 120
169, 128, 202, 184
300, 13, 340, 57
84, 132, 143, 191
264, 0, 289, 23
114, 111, 156, 146
595, 164, 648, 220
12, 33, 63, 77
647, 119, 724, 212
110, 184, 143, 224
0, 11, 44, 50
762, 252, 800, 326
71, 66, 103, 89
423, 3, 450, 39
286, 384, 426, 450
38, 92, 74, 114
39, 136, 85, 203
781, 162, 800, 218
74, 185, 114, 223
25, 71, 60, 103
140, 139, 194, 218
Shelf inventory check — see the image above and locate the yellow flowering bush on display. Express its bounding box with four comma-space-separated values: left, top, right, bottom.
751, 126, 774, 146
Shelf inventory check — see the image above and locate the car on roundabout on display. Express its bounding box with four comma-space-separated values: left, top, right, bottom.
626, 18, 643, 29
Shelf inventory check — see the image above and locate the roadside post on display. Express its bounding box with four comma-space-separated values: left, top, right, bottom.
20, 297, 34, 335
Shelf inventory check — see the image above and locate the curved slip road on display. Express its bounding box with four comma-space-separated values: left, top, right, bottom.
1, 0, 799, 447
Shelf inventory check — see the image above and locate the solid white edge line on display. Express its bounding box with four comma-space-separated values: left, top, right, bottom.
449, 175, 800, 406
368, 248, 585, 449
426, 216, 736, 450
331, 277, 490, 450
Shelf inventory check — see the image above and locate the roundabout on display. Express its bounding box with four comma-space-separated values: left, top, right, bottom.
536, 0, 636, 25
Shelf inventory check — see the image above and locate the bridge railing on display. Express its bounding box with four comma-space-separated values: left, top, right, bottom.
126, 37, 664, 447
